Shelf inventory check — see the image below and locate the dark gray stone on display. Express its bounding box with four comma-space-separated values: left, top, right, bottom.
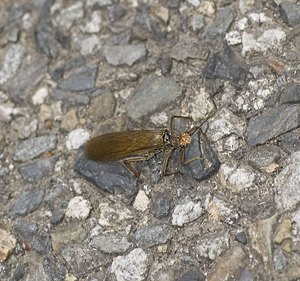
247, 145, 281, 170
246, 105, 300, 146
239, 269, 255, 281
153, 191, 173, 218
13, 135, 57, 162
0, 263, 11, 280
51, 89, 90, 105
55, 30, 71, 49
10, 264, 26, 281
104, 44, 146, 66
171, 35, 209, 61
44, 180, 65, 203
35, 19, 58, 59
19, 156, 58, 182
190, 14, 205, 34
10, 190, 45, 218
132, 6, 166, 41
279, 130, 300, 153
159, 55, 173, 76
279, 2, 300, 26
167, 119, 220, 182
75, 149, 138, 199
58, 66, 97, 92
181, 130, 220, 181
234, 231, 248, 245
167, 0, 180, 9
111, 30, 131, 45
107, 5, 127, 22
273, 247, 287, 272
35, 0, 57, 58
204, 5, 236, 40
13, 221, 49, 254
61, 244, 109, 278
43, 257, 66, 281
127, 74, 181, 121
178, 268, 206, 281
9, 56, 48, 102
50, 211, 65, 225
50, 57, 86, 81
90, 234, 132, 254
280, 82, 300, 104
134, 224, 173, 248
89, 0, 112, 8
203, 45, 249, 82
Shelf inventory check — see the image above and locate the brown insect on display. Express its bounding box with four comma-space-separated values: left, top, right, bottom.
85, 116, 205, 177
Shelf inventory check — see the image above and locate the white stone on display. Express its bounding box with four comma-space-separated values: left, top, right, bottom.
253, 98, 264, 110
66, 129, 90, 150
32, 87, 49, 105
239, 0, 255, 15
225, 31, 242, 45
241, 31, 260, 56
86, 0, 112, 7
150, 112, 168, 127
208, 197, 237, 223
248, 13, 260, 23
65, 196, 92, 220
256, 88, 271, 98
199, 1, 216, 17
242, 29, 286, 56
291, 208, 300, 238
224, 135, 240, 151
172, 199, 203, 227
235, 17, 249, 31
111, 248, 149, 281
248, 13, 272, 24
0, 102, 23, 122
208, 108, 245, 142
56, 2, 84, 29
78, 35, 101, 56
22, 13, 33, 30
189, 88, 215, 121
275, 152, 300, 211
81, 11, 102, 33
257, 29, 286, 51
219, 164, 255, 193
187, 0, 200, 7
98, 202, 133, 229
197, 233, 230, 260
0, 44, 26, 85
133, 190, 150, 211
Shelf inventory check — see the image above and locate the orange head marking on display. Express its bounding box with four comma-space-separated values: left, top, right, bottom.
179, 133, 192, 147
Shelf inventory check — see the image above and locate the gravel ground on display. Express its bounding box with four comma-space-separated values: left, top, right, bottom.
1, 0, 300, 280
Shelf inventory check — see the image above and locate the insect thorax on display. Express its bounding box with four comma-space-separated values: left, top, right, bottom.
162, 129, 171, 144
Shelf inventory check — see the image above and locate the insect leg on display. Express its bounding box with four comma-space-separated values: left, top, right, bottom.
122, 153, 157, 177
180, 148, 203, 166
162, 148, 182, 176
122, 160, 140, 178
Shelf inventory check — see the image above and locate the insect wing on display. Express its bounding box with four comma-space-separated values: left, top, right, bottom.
85, 130, 165, 162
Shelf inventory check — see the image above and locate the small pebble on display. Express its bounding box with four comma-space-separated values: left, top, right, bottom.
66, 129, 90, 150
65, 196, 92, 220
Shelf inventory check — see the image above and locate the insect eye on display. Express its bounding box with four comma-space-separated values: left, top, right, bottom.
163, 130, 171, 143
